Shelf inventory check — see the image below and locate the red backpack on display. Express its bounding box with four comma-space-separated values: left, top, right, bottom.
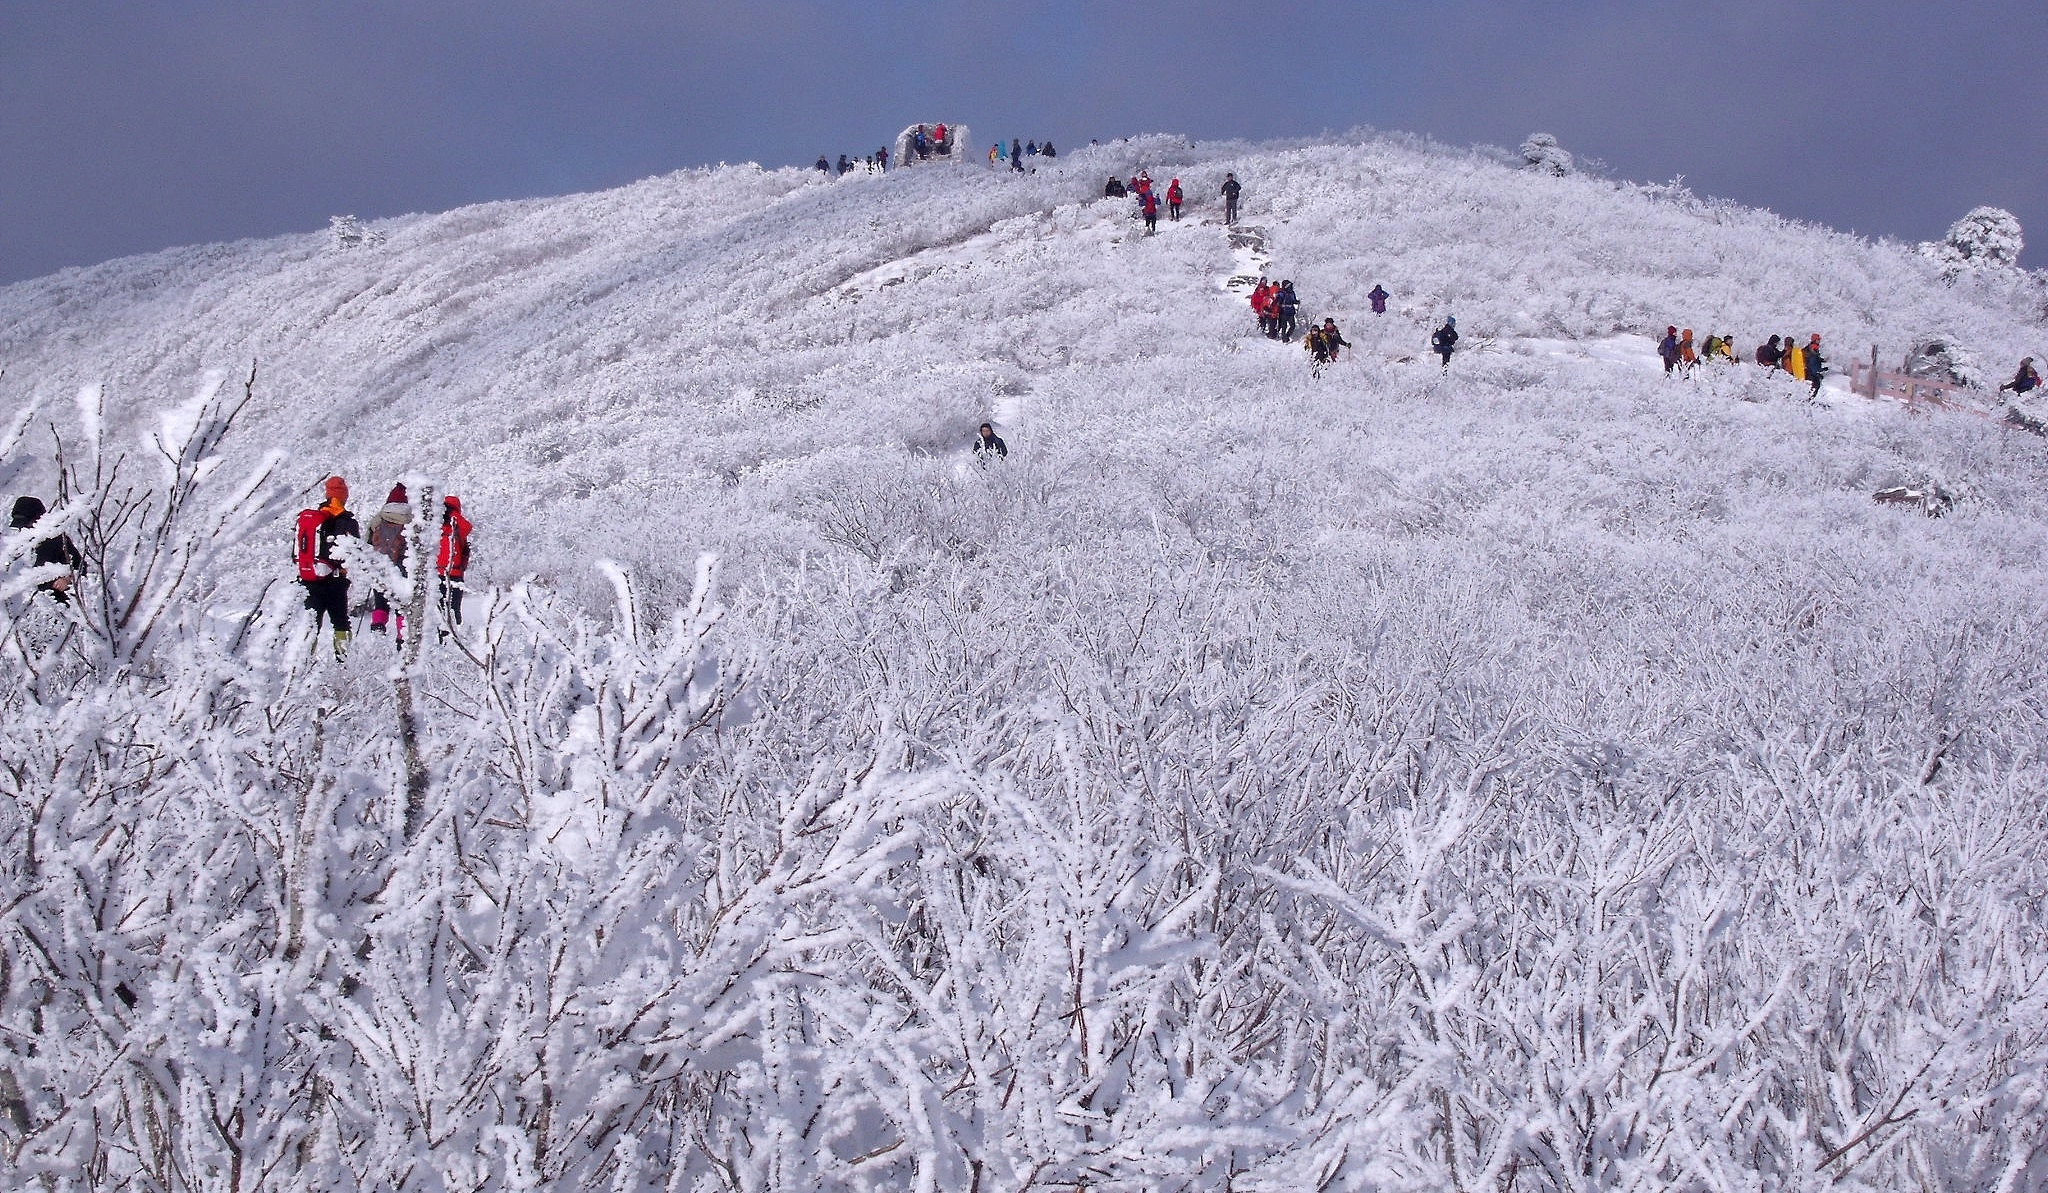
294, 508, 328, 581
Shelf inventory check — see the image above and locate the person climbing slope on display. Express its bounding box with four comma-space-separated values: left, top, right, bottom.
1319, 318, 1351, 360
1305, 324, 1331, 373
1166, 178, 1183, 221
294, 475, 360, 658
973, 422, 1008, 461
363, 483, 415, 646
1140, 185, 1160, 234
1431, 317, 1459, 371
1368, 284, 1389, 315
1755, 335, 1782, 368
1659, 326, 1681, 375
1220, 173, 1242, 224
1251, 279, 1274, 337
1678, 329, 1698, 374
437, 494, 472, 641
1783, 334, 1807, 381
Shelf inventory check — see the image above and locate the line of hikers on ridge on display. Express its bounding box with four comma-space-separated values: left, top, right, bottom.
992, 139, 1057, 171
295, 477, 473, 659
818, 147, 895, 176
1104, 171, 1243, 228
1659, 326, 1834, 396
10, 477, 474, 662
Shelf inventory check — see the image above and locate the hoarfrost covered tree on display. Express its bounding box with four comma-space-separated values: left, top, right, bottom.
329, 214, 383, 250
1924, 205, 2023, 280
1520, 132, 1575, 176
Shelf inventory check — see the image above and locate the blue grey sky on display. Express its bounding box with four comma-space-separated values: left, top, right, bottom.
3, 1, 2042, 284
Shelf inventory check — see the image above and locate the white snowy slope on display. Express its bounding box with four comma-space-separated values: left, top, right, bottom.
2, 131, 2047, 1191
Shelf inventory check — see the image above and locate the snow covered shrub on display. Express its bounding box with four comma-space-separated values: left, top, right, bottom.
1903, 334, 1987, 387
1924, 205, 2023, 280
1520, 131, 1574, 176
329, 213, 383, 250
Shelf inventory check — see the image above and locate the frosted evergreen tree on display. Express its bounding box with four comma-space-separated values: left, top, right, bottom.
1923, 205, 2023, 280
329, 213, 383, 250
1520, 132, 1574, 176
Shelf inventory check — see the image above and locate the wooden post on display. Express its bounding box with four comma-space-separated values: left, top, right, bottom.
1869, 345, 1879, 399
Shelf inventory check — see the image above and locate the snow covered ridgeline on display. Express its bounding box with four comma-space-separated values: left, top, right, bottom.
2, 132, 2047, 1189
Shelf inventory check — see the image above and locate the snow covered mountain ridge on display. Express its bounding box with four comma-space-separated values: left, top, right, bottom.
2, 131, 2046, 1190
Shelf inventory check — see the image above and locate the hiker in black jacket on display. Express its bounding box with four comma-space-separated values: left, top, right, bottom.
1273, 281, 1299, 341
1220, 173, 1242, 224
1431, 317, 1459, 370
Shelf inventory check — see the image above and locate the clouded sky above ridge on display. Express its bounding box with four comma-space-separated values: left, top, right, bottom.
3, 0, 2043, 283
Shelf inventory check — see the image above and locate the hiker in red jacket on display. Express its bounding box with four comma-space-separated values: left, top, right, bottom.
1251, 279, 1274, 337
1139, 186, 1160, 233
436, 494, 472, 640
294, 475, 361, 658
1166, 178, 1183, 221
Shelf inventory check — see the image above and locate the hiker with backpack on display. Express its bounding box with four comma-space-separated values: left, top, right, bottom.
1319, 318, 1351, 361
437, 494, 472, 640
1273, 281, 1299, 341
1431, 317, 1459, 370
1784, 334, 1808, 381
1755, 335, 1783, 368
1251, 278, 1274, 337
1801, 335, 1827, 398
1220, 173, 1242, 224
1368, 284, 1389, 315
1999, 358, 2041, 396
1166, 178, 1183, 221
1659, 326, 1681, 374
1140, 186, 1160, 234
9, 495, 84, 605
363, 483, 414, 646
1305, 323, 1331, 372
295, 476, 361, 658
